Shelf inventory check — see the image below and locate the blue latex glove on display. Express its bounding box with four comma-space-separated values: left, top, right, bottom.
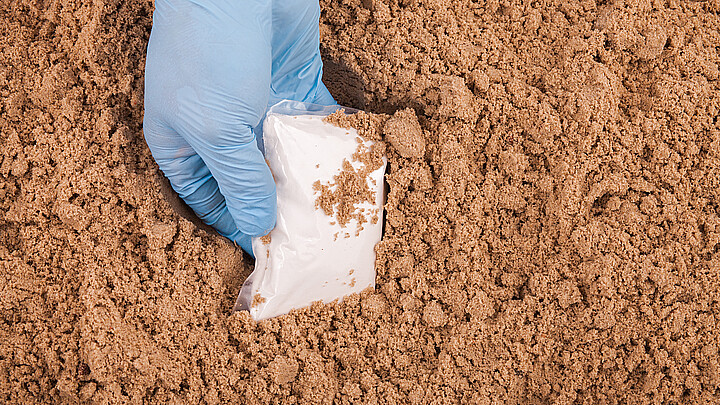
144, 0, 335, 255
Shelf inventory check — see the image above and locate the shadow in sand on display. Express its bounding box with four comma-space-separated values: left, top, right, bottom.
158, 173, 218, 237
321, 46, 368, 111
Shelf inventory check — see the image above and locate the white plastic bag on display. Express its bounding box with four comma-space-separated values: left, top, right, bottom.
234, 100, 386, 320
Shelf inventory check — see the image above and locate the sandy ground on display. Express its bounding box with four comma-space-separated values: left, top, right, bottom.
2, 0, 720, 403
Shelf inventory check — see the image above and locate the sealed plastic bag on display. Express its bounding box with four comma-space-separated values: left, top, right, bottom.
234, 100, 386, 320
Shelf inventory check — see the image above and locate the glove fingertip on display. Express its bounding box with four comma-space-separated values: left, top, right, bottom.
234, 232, 254, 258
313, 82, 337, 106
239, 193, 277, 237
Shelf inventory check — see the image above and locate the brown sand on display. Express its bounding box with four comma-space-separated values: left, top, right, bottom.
315, 110, 386, 229
2, 0, 720, 403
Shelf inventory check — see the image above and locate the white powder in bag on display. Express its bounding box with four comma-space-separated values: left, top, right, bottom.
234, 101, 386, 320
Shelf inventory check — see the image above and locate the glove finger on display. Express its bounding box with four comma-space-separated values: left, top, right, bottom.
270, 0, 336, 106
185, 128, 276, 239
143, 120, 254, 254
310, 81, 336, 106
147, 0, 276, 240
167, 55, 276, 238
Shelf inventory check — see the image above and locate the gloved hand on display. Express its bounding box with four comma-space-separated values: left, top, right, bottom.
144, 0, 335, 255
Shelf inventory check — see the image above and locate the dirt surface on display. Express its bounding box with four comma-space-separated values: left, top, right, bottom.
2, 0, 720, 403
